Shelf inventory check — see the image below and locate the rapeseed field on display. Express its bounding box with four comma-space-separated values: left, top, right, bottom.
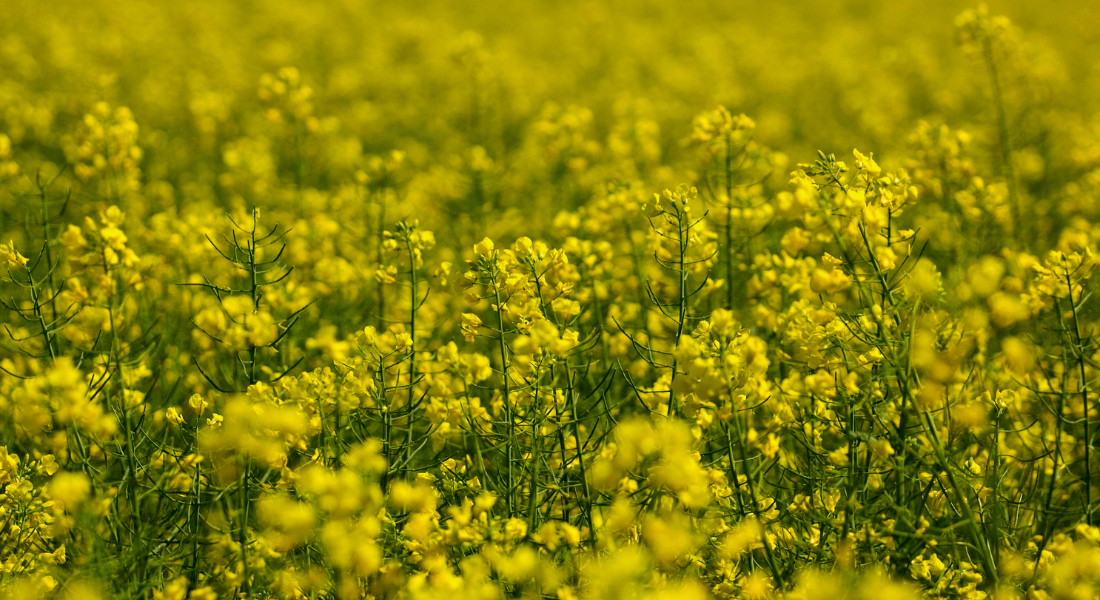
2, 1, 1100, 598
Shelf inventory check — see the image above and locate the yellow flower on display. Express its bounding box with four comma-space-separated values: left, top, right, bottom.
374, 264, 397, 284
394, 332, 413, 353
988, 292, 1030, 327
1001, 336, 1034, 374
870, 439, 895, 458
741, 572, 773, 600
187, 587, 217, 600
474, 237, 495, 258
691, 105, 755, 145
560, 523, 581, 546
49, 472, 92, 511
810, 267, 852, 294
187, 394, 209, 416
465, 353, 493, 382
853, 148, 881, 177
504, 517, 528, 540
1, 240, 28, 270
461, 313, 482, 342
165, 407, 184, 426
61, 225, 87, 251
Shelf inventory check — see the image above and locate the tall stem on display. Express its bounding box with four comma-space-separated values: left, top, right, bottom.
724, 133, 735, 311
493, 279, 514, 515
983, 36, 1020, 241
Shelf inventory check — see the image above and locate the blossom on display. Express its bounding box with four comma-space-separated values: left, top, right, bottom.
461, 313, 482, 342
0, 240, 28, 269
165, 407, 184, 426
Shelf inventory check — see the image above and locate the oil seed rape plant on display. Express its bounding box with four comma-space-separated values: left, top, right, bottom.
3, 1, 1100, 599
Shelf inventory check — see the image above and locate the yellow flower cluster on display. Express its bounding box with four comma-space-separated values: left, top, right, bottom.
2, 1, 1100, 599
62, 103, 143, 195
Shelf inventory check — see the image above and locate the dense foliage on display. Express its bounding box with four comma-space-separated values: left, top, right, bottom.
3, 1, 1100, 598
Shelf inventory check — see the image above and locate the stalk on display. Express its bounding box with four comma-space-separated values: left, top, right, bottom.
724, 132, 735, 311
921, 409, 999, 587
567, 372, 597, 547
492, 275, 514, 515
1063, 261, 1093, 525
982, 34, 1020, 241
404, 236, 420, 478
527, 385, 542, 533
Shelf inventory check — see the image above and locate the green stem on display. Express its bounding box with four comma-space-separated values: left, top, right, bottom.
724, 133, 735, 311
983, 35, 1020, 242
404, 237, 420, 478
1063, 262, 1093, 525
567, 371, 597, 547
492, 278, 514, 516
237, 457, 252, 595
922, 409, 999, 587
